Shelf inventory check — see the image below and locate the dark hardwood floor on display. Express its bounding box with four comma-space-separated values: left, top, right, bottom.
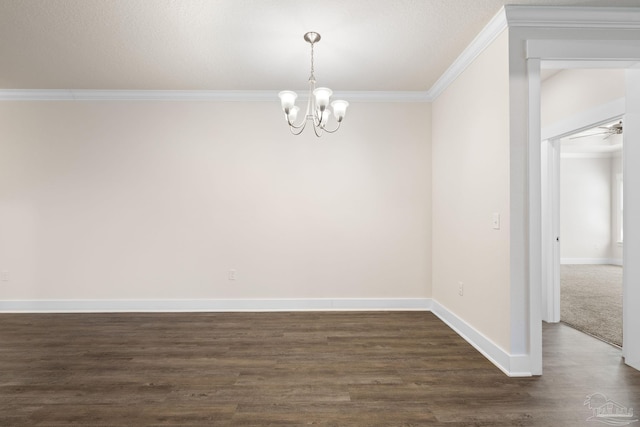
1, 311, 639, 426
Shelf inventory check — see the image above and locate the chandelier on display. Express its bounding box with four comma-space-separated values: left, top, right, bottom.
278, 32, 349, 137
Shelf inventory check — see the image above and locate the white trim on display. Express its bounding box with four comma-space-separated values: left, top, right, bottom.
541, 98, 625, 141
0, 90, 275, 101
541, 138, 562, 323
428, 8, 508, 100
542, 60, 639, 70
0, 89, 431, 103
549, 139, 562, 323
506, 6, 640, 29
528, 40, 640, 62
430, 300, 532, 377
561, 258, 623, 266
0, 298, 432, 313
561, 151, 621, 159
617, 173, 624, 245
527, 57, 544, 376
622, 68, 640, 369
337, 91, 432, 103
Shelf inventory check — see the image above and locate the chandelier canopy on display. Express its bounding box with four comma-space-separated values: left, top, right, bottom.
278, 32, 349, 137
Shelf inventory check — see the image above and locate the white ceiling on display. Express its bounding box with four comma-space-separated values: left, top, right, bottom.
1, 0, 639, 92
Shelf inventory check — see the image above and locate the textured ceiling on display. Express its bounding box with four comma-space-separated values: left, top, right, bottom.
1, 0, 639, 91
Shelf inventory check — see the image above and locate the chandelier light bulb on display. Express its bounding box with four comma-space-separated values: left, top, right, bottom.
313, 87, 333, 111
331, 100, 349, 122
278, 91, 298, 113
288, 105, 300, 123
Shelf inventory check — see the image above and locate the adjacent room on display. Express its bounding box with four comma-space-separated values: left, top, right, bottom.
540, 67, 628, 351
1, 1, 640, 425
560, 120, 624, 347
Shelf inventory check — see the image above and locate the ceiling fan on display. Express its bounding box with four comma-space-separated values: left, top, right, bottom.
570, 121, 623, 140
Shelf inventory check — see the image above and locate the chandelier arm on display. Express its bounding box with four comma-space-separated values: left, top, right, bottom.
312, 123, 324, 138
314, 110, 333, 129
285, 113, 308, 130
312, 107, 327, 128
289, 119, 308, 135
319, 121, 341, 134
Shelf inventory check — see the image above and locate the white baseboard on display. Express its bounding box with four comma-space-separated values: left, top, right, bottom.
624, 356, 640, 372
561, 258, 623, 266
0, 298, 432, 313
430, 300, 532, 377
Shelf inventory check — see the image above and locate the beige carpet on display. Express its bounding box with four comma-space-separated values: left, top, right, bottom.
560, 264, 623, 347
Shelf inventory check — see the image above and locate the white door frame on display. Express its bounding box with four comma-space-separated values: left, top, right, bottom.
541, 137, 561, 324
623, 67, 640, 370
527, 39, 640, 372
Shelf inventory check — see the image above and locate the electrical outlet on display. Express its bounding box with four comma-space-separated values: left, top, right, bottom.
458, 281, 464, 296
0, 271, 9, 282
228, 269, 237, 281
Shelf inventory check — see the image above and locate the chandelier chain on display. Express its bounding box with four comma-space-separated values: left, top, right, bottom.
309, 42, 315, 81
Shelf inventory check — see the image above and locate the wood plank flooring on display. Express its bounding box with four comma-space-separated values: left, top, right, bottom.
1, 311, 639, 426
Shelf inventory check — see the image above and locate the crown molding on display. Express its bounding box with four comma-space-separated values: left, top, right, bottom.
2, 7, 639, 103
504, 5, 640, 29
428, 6, 640, 101
0, 89, 431, 103
335, 91, 432, 102
0, 90, 276, 101
428, 7, 508, 101
288, 90, 431, 102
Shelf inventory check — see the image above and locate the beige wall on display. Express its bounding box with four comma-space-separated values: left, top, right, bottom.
559, 148, 623, 264
541, 68, 625, 128
560, 156, 613, 260
0, 100, 431, 300
432, 31, 511, 351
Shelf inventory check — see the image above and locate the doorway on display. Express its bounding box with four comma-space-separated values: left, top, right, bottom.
540, 68, 626, 328
534, 59, 640, 372
557, 121, 624, 347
